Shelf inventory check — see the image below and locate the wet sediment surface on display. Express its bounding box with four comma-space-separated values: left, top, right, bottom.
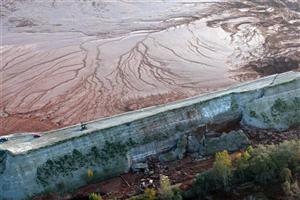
1, 0, 300, 135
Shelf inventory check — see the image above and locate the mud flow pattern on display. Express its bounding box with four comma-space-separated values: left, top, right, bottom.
1, 0, 299, 135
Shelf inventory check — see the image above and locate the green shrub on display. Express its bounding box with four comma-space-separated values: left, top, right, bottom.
189, 170, 216, 197
188, 140, 300, 198
290, 181, 300, 194
129, 188, 157, 200
282, 181, 292, 196
159, 175, 173, 200
280, 168, 292, 183
171, 188, 183, 200
188, 151, 233, 197
233, 141, 300, 186
295, 166, 300, 178
144, 188, 157, 200
248, 145, 278, 185
272, 98, 288, 113
235, 149, 252, 183
158, 175, 183, 200
89, 193, 102, 200
212, 150, 233, 191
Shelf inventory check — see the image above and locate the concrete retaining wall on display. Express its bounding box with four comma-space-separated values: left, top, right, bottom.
0, 71, 299, 199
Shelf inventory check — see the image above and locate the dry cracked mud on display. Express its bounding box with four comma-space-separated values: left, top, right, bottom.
1, 0, 300, 135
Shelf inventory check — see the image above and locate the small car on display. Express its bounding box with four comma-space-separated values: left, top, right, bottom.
32, 133, 41, 138
0, 137, 8, 143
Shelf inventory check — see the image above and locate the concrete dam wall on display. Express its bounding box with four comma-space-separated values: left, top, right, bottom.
0, 71, 299, 199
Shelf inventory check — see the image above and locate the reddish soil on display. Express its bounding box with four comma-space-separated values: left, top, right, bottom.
33, 156, 216, 200
0, 115, 58, 134
1, 0, 299, 135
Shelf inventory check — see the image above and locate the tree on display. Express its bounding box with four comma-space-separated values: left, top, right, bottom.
235, 149, 252, 183
159, 175, 173, 200
212, 150, 233, 191
144, 188, 157, 200
89, 193, 103, 200
280, 168, 292, 183
248, 145, 277, 185
87, 169, 94, 178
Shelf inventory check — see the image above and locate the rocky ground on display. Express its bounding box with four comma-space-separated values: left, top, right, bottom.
244, 126, 300, 146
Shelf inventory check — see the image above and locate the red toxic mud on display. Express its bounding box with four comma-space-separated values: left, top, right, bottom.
1, 0, 299, 135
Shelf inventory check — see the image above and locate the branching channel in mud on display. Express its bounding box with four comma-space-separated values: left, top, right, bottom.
1, 0, 299, 134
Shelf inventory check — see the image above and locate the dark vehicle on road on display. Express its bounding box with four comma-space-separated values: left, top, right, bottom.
32, 133, 41, 138
0, 137, 8, 143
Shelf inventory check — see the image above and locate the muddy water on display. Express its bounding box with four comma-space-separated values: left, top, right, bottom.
1, 0, 299, 135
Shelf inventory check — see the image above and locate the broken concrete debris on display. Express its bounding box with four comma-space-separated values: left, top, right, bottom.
187, 135, 200, 153
200, 130, 250, 156
159, 136, 188, 163
158, 130, 250, 162
131, 162, 149, 173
